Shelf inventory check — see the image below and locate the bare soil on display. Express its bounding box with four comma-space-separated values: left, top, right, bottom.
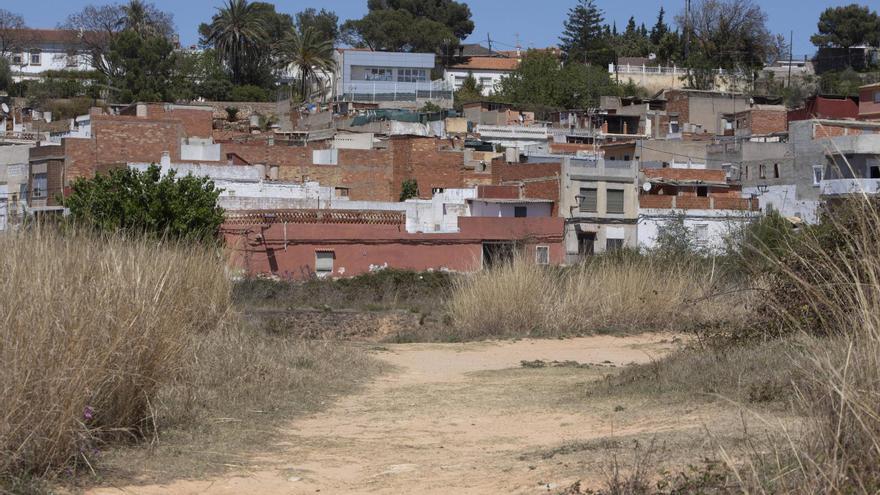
88, 333, 792, 494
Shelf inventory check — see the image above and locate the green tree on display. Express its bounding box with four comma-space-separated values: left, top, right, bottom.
453, 73, 484, 111
650, 7, 669, 46
559, 0, 614, 67
202, 0, 269, 85
811, 4, 880, 68
400, 179, 419, 201
340, 0, 473, 53
278, 26, 336, 103
65, 165, 225, 242
105, 30, 176, 102
295, 8, 339, 44
613, 16, 653, 58
61, 1, 174, 80
496, 50, 618, 110
0, 57, 11, 92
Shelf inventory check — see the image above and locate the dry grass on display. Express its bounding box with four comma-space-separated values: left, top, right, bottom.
446, 254, 743, 341
0, 228, 384, 489
0, 228, 231, 481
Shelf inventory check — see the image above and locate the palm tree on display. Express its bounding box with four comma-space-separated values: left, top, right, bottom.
204, 0, 268, 85
117, 0, 171, 39
279, 26, 335, 103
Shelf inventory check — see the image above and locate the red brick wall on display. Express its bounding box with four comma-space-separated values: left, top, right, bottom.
168, 108, 214, 138
222, 216, 565, 278
492, 161, 561, 214
859, 85, 880, 120
749, 109, 787, 135
643, 168, 727, 182
390, 137, 465, 199
814, 123, 880, 138
477, 185, 519, 199
664, 90, 690, 125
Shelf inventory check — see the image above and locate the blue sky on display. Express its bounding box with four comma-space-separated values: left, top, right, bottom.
3, 0, 867, 57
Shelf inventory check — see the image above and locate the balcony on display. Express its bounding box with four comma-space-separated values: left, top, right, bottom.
639, 194, 759, 211
820, 178, 880, 197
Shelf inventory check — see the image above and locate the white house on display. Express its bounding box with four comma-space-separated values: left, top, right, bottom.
444, 56, 519, 96
4, 29, 96, 82
334, 49, 452, 107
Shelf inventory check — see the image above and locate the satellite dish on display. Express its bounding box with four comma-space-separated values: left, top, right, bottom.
642, 181, 653, 192
0, 103, 8, 114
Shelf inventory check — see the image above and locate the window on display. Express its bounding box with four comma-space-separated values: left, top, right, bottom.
66, 53, 78, 67
875, 91, 880, 104
577, 232, 595, 256
623, 154, 631, 161
536, 246, 550, 265
315, 251, 334, 277
479, 77, 493, 87
11, 53, 22, 65
759, 164, 766, 179
696, 186, 708, 197
32, 173, 48, 199
606, 238, 624, 251
514, 206, 527, 218
29, 52, 41, 65
773, 163, 780, 179
364, 67, 392, 81
334, 187, 350, 197
606, 189, 625, 214
578, 187, 597, 213
431, 187, 445, 194
745, 165, 750, 180
813, 165, 823, 186
398, 68, 427, 83
871, 166, 880, 179
19, 183, 27, 202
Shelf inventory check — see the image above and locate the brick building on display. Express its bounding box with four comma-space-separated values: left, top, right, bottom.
638, 167, 760, 251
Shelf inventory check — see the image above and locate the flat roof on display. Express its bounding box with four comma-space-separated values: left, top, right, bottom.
468, 198, 554, 204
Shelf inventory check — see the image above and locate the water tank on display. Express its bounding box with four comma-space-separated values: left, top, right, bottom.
254, 164, 266, 180
268, 165, 279, 181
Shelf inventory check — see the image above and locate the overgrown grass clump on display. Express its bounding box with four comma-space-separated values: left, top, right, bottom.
446, 253, 745, 341
0, 229, 231, 480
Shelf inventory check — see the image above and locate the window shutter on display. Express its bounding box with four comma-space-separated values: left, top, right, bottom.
315, 251, 334, 273
607, 189, 625, 214
579, 188, 597, 212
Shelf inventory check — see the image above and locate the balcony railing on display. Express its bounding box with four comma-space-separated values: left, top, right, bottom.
820, 178, 880, 196
639, 194, 759, 211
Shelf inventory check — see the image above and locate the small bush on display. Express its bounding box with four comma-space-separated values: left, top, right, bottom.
228, 84, 270, 102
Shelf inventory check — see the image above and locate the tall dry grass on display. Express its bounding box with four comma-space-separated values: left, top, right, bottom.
742, 196, 880, 492
0, 228, 231, 479
447, 253, 740, 340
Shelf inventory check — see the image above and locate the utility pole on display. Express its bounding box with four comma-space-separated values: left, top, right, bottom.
684, 0, 691, 60
787, 30, 794, 89
487, 33, 493, 53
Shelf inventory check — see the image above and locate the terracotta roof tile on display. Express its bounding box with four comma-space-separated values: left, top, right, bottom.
447, 56, 519, 71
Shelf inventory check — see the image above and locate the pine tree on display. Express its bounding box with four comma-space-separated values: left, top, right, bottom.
625, 16, 637, 36
559, 0, 614, 66
650, 7, 669, 46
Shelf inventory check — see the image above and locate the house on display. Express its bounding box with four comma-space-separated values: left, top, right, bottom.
0, 145, 31, 229
557, 154, 639, 259
637, 166, 760, 251
334, 49, 453, 109
444, 56, 519, 96
3, 29, 97, 82
788, 95, 859, 123
859, 82, 880, 121
720, 105, 788, 137
657, 89, 752, 136
220, 184, 565, 278
815, 120, 880, 197
462, 101, 534, 126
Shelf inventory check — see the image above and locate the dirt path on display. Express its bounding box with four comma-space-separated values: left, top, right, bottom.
90, 333, 741, 494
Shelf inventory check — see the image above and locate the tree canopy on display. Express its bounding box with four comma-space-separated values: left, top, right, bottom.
341, 0, 473, 52
559, 0, 615, 67
65, 165, 225, 242
811, 4, 880, 68
495, 50, 619, 110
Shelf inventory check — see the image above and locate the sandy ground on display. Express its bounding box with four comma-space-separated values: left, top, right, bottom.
89, 333, 761, 494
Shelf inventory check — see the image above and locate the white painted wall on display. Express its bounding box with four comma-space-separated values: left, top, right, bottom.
444, 68, 511, 95
638, 208, 759, 252
470, 201, 552, 218
744, 185, 820, 223
180, 139, 222, 162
